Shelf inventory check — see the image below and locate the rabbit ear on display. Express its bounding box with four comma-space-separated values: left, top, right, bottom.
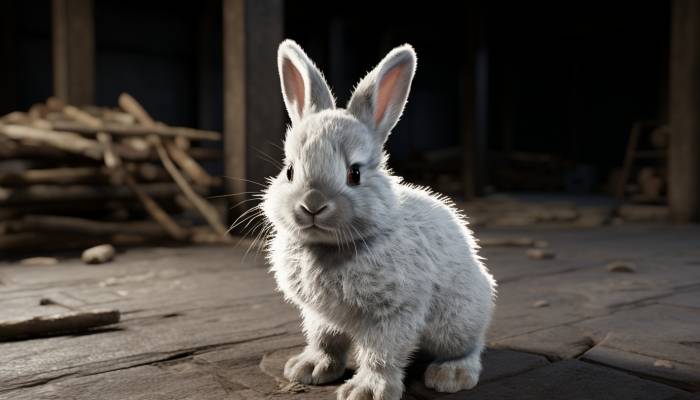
347, 44, 416, 144
278, 39, 335, 124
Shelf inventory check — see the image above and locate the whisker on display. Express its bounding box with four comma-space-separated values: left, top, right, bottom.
267, 140, 284, 152
227, 206, 263, 233
227, 197, 262, 211
208, 191, 261, 200
221, 176, 267, 188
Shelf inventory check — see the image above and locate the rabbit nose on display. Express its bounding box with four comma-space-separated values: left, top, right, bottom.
299, 189, 329, 216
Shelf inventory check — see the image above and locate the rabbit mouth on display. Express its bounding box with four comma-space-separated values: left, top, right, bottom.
301, 223, 334, 233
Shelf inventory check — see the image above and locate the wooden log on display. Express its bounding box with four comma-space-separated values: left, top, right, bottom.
118, 93, 219, 186
10, 215, 167, 237
0, 199, 172, 221
0, 227, 178, 251
102, 108, 136, 125
98, 132, 189, 241
97, 132, 121, 170
122, 174, 189, 241
63, 104, 102, 128
0, 183, 184, 205
165, 139, 218, 187
0, 309, 119, 342
0, 165, 168, 187
0, 124, 156, 161
152, 136, 228, 237
50, 120, 221, 141
118, 93, 157, 126
0, 111, 29, 124
0, 124, 103, 159
0, 167, 105, 186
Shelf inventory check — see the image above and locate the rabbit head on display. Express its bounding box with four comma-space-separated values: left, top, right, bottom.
263, 39, 416, 245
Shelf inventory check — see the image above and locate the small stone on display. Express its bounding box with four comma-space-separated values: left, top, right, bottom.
532, 300, 550, 308
526, 249, 555, 260
81, 244, 115, 265
39, 298, 56, 306
20, 257, 58, 266
606, 261, 637, 273
653, 359, 674, 369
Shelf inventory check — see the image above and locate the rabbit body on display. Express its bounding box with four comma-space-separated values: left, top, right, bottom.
262, 40, 496, 400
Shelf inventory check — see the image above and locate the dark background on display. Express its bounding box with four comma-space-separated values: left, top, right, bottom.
1, 0, 670, 197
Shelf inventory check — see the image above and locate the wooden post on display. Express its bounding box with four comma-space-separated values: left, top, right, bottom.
461, 4, 487, 200
52, 0, 95, 105
0, 0, 17, 115
223, 0, 284, 222
669, 0, 700, 222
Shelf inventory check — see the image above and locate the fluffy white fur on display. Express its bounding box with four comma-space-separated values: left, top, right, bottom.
261, 39, 496, 400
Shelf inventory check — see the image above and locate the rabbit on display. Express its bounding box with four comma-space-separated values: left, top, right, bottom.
261, 39, 496, 400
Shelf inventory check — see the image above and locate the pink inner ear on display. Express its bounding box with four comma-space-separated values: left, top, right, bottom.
283, 58, 305, 118
374, 65, 404, 128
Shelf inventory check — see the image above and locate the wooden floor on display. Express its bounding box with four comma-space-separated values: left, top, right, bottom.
1, 224, 699, 399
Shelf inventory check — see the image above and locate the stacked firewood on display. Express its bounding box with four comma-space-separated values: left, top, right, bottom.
0, 93, 230, 253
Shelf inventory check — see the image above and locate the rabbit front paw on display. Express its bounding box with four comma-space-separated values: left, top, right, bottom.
424, 355, 480, 393
283, 350, 346, 385
337, 370, 403, 400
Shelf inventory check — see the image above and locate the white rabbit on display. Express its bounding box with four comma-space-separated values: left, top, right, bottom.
261, 39, 496, 400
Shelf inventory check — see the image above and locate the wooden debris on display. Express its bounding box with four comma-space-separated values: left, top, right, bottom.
165, 140, 218, 187
0, 94, 226, 251
82, 244, 116, 264
606, 261, 637, 273
19, 257, 59, 266
527, 248, 556, 260
0, 309, 120, 341
99, 131, 189, 241
0, 183, 182, 205
0, 167, 106, 186
13, 215, 166, 237
118, 93, 157, 126
50, 120, 221, 141
0, 124, 103, 159
153, 136, 228, 237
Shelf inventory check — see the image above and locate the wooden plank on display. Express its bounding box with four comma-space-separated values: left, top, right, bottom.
0, 309, 120, 342
223, 0, 284, 223
51, 0, 95, 105
669, 0, 700, 222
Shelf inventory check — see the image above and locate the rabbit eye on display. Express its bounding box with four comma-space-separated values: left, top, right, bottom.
286, 164, 294, 182
347, 164, 361, 186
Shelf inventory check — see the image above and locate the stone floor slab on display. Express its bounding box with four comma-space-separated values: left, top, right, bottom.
440, 359, 689, 400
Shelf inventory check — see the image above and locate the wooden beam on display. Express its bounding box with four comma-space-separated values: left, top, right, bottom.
669, 0, 700, 222
52, 0, 95, 105
223, 0, 284, 222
